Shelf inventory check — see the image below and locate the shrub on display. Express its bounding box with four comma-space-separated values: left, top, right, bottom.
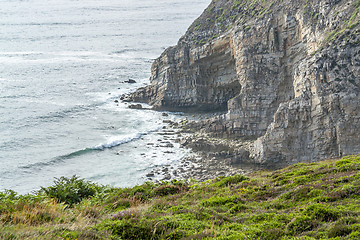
100, 219, 157, 239
286, 216, 316, 235
112, 209, 139, 220
130, 186, 146, 196
328, 223, 352, 238
305, 203, 339, 222
335, 155, 360, 172
0, 190, 18, 201
0, 232, 17, 240
110, 198, 131, 211
153, 185, 181, 196
281, 186, 322, 201
354, 0, 360, 8
165, 229, 185, 240
202, 195, 243, 207
40, 175, 102, 207
56, 229, 102, 240
348, 231, 360, 239
210, 175, 249, 187
257, 227, 284, 239
229, 203, 247, 213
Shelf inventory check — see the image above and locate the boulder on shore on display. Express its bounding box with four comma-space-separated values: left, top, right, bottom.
128, 104, 143, 109
125, 79, 137, 84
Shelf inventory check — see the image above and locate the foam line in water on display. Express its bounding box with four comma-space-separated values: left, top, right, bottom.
57, 133, 145, 160
91, 133, 143, 150
17, 148, 95, 171
59, 148, 95, 160
19, 157, 65, 170
60, 129, 161, 158
17, 129, 161, 172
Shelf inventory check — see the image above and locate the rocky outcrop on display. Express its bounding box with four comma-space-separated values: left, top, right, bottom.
130, 35, 241, 111
130, 0, 360, 167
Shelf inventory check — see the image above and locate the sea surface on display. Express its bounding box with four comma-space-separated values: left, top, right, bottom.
0, 0, 210, 194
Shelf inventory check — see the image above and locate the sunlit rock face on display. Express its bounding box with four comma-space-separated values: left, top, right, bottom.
130, 0, 360, 167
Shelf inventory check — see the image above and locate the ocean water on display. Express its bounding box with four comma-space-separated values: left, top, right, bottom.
0, 0, 210, 194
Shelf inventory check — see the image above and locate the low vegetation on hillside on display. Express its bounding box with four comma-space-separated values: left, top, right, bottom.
188, 0, 360, 47
1, 155, 360, 239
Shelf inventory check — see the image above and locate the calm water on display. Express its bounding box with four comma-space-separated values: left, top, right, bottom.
0, 0, 210, 194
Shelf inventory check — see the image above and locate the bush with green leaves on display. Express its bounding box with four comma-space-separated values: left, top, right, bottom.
40, 175, 102, 206
286, 215, 316, 235
305, 203, 339, 222
210, 174, 249, 187
328, 223, 352, 238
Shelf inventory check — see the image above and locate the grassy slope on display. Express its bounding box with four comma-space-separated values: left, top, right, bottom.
1, 155, 360, 239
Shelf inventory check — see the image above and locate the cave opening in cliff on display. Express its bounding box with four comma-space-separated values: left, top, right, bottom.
193, 46, 241, 112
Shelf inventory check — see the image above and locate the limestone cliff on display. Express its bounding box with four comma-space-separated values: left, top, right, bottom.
130, 0, 360, 167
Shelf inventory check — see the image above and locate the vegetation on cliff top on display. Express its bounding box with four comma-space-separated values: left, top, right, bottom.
189, 0, 278, 44
187, 0, 360, 46
1, 155, 360, 239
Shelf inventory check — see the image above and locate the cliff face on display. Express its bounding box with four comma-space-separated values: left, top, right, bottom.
131, 0, 360, 167
131, 35, 241, 111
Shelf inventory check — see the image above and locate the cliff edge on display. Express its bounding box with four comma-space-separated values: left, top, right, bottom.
130, 0, 360, 167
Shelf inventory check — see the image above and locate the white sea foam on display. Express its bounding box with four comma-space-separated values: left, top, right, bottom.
0, 51, 132, 64
0, 51, 44, 55
22, 98, 67, 107
92, 133, 144, 150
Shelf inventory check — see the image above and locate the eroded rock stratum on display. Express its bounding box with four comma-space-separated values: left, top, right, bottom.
130, 0, 360, 167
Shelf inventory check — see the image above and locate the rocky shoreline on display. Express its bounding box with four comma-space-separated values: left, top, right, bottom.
142, 117, 252, 183
119, 93, 251, 182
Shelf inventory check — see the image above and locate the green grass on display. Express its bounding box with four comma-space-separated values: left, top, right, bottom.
1, 155, 360, 239
190, 0, 279, 45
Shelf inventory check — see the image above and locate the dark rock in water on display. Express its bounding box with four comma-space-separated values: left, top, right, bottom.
125, 79, 136, 84
114, 100, 119, 103
128, 104, 142, 109
163, 174, 171, 180
146, 173, 155, 177
120, 96, 124, 100
162, 113, 169, 117
162, 143, 174, 148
